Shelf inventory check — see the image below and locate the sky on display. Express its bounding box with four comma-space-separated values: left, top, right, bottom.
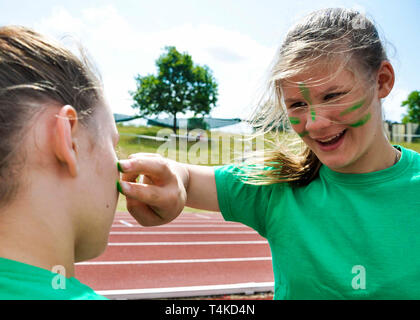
1, 0, 419, 122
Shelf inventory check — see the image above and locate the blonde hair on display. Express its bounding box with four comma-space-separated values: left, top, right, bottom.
241, 8, 389, 186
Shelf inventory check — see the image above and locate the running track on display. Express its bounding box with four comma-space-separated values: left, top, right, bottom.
75, 211, 274, 299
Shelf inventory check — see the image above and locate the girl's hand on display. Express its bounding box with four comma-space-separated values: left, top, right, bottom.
118, 153, 189, 226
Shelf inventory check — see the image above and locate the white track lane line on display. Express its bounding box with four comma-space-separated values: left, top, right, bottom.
194, 214, 212, 219
111, 224, 246, 228
109, 231, 257, 235
108, 241, 267, 246
113, 220, 229, 224
76, 257, 272, 265
119, 220, 133, 227
96, 282, 274, 299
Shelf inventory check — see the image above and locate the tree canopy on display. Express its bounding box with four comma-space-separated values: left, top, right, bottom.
401, 90, 420, 124
130, 46, 218, 132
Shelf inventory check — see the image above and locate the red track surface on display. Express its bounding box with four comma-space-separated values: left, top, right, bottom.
75, 211, 274, 299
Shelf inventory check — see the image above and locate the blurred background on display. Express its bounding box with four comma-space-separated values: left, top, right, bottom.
2, 0, 419, 123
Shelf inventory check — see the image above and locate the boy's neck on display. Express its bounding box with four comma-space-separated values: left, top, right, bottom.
0, 196, 76, 278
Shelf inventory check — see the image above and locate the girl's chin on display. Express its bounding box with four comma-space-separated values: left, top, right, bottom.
314, 152, 352, 170
320, 158, 345, 169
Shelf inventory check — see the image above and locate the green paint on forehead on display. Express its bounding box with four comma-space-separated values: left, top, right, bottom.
289, 117, 301, 125
349, 112, 371, 127
340, 100, 365, 117
298, 83, 315, 121
298, 83, 312, 105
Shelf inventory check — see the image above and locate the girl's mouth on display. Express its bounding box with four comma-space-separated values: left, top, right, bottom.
314, 129, 347, 151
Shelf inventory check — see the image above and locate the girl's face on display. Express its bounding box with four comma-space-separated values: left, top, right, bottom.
281, 62, 383, 172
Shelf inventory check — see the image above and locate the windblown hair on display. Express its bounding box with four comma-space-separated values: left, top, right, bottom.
240, 8, 389, 186
0, 26, 103, 208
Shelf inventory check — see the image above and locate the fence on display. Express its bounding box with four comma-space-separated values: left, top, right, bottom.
120, 121, 420, 145
383, 122, 420, 143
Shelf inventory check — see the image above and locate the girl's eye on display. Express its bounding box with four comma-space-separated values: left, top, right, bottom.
324, 92, 345, 101
289, 102, 307, 109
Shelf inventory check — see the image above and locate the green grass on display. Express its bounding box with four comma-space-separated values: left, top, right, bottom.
392, 141, 420, 153
116, 124, 264, 166
116, 124, 258, 212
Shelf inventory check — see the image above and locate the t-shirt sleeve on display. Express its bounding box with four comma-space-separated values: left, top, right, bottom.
214, 164, 273, 237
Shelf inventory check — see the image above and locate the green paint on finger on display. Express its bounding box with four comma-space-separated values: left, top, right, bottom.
116, 180, 123, 194
340, 100, 365, 116
349, 112, 371, 127
117, 161, 123, 173
289, 117, 301, 125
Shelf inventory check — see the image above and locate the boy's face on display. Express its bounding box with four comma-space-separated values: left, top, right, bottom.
74, 103, 120, 261
281, 62, 383, 173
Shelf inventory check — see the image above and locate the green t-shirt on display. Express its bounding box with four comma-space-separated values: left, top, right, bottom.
0, 257, 107, 300
214, 145, 420, 300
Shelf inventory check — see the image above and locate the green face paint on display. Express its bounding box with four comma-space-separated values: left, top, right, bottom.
298, 83, 312, 104
298, 130, 309, 138
339, 100, 365, 117
289, 117, 301, 125
298, 83, 315, 121
349, 112, 371, 127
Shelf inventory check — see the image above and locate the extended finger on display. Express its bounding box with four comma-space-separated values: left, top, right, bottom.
118, 156, 173, 185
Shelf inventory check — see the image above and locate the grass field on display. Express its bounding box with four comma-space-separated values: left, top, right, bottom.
115, 124, 268, 167
115, 124, 256, 212
393, 142, 420, 153
115, 124, 420, 212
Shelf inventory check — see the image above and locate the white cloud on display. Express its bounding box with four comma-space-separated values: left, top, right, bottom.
34, 5, 277, 119
34, 4, 407, 124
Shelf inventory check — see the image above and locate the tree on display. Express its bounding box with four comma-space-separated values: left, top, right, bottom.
130, 46, 218, 133
401, 90, 420, 124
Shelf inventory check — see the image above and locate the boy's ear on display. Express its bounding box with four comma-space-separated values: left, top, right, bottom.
54, 105, 79, 177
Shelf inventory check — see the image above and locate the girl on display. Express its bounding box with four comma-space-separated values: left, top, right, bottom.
118, 8, 420, 299
0, 26, 120, 299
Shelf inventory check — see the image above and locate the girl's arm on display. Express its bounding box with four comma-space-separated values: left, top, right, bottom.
183, 163, 219, 212
118, 154, 219, 226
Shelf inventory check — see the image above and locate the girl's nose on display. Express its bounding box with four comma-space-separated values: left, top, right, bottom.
305, 106, 332, 132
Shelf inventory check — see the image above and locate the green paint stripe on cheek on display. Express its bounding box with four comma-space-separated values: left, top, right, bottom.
349, 112, 371, 127
298, 130, 309, 137
340, 100, 365, 116
289, 117, 301, 125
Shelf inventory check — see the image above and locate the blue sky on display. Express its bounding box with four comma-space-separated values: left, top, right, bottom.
1, 0, 419, 122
